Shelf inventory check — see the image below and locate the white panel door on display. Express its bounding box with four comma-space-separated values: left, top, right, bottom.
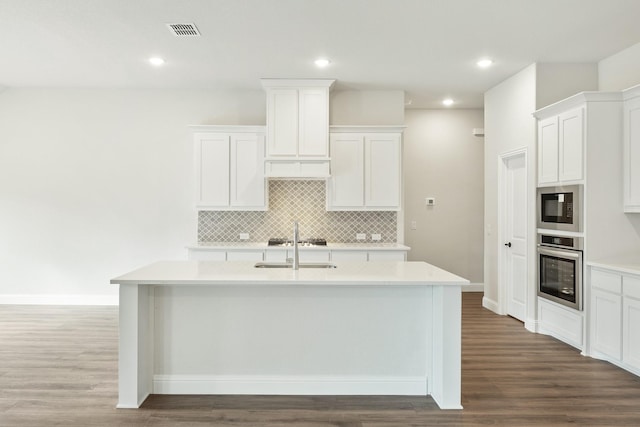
591, 288, 622, 360
298, 89, 329, 157
266, 89, 298, 157
538, 117, 559, 185
328, 133, 364, 208
558, 107, 584, 182
365, 134, 401, 208
623, 296, 640, 371
196, 133, 230, 207
504, 153, 527, 322
230, 133, 265, 208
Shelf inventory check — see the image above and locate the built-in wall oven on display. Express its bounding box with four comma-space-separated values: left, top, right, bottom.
537, 234, 583, 311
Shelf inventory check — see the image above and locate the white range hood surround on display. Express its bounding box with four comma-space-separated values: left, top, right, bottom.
262, 78, 335, 178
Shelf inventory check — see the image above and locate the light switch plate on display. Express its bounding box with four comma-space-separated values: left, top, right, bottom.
371, 233, 382, 241
239, 233, 250, 240
356, 233, 366, 241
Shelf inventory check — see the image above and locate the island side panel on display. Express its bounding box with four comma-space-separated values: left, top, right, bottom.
152, 285, 430, 395
430, 285, 463, 409
117, 283, 154, 408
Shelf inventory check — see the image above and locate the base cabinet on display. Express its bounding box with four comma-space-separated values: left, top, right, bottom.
588, 266, 640, 376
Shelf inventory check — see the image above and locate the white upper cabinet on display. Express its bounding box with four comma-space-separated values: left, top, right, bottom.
536, 106, 584, 186
327, 126, 403, 211
261, 79, 335, 165
538, 116, 559, 184
192, 126, 266, 211
623, 85, 640, 212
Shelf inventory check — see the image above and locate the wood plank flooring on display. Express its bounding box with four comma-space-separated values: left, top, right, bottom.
1, 292, 640, 426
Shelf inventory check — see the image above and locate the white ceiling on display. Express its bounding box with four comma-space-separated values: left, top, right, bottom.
2, 0, 640, 108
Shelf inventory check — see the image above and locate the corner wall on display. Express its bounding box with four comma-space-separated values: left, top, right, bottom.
599, 41, 640, 91
483, 64, 537, 317
403, 109, 484, 285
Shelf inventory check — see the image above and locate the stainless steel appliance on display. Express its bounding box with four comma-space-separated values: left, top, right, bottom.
537, 185, 583, 232
537, 234, 583, 310
268, 238, 327, 247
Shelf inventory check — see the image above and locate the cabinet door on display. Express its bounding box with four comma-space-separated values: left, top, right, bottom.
623, 296, 640, 372
365, 133, 401, 208
591, 288, 622, 360
298, 89, 329, 157
331, 251, 368, 262
558, 108, 584, 182
368, 251, 407, 261
230, 133, 265, 208
538, 117, 559, 185
195, 133, 230, 207
328, 133, 364, 208
624, 96, 640, 212
266, 89, 298, 157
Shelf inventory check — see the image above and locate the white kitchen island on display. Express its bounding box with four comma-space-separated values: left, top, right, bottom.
110, 260, 469, 410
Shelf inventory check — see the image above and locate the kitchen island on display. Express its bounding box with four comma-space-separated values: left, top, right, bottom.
111, 260, 468, 410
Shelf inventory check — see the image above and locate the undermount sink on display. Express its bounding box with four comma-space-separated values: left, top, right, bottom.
254, 262, 337, 269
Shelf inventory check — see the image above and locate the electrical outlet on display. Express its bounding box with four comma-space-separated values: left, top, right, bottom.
411, 220, 417, 230
371, 233, 382, 241
356, 233, 366, 241
239, 233, 250, 240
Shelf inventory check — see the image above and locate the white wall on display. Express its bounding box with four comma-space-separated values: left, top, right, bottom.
599, 41, 640, 91
536, 63, 598, 108
331, 90, 404, 125
483, 64, 538, 317
0, 88, 265, 304
403, 109, 484, 285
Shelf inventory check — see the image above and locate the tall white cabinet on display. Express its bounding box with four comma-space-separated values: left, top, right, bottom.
537, 106, 584, 186
623, 85, 640, 212
191, 125, 266, 210
261, 79, 335, 178
327, 126, 403, 211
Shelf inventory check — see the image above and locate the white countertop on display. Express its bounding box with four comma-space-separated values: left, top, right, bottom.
111, 260, 467, 287
587, 253, 640, 275
188, 242, 411, 251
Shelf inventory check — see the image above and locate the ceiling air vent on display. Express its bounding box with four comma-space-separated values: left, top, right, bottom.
166, 23, 201, 37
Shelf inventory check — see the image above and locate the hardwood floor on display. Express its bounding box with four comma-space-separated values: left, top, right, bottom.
1, 292, 640, 426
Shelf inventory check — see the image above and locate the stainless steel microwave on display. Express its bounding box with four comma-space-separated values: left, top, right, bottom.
537, 185, 583, 232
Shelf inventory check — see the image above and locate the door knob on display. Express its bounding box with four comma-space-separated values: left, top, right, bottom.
504, 242, 512, 248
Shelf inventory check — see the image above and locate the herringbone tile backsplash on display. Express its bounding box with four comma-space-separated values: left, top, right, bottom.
198, 180, 397, 243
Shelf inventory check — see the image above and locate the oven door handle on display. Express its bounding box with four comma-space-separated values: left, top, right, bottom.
537, 245, 582, 260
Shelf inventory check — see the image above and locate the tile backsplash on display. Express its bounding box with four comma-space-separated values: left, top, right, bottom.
198, 180, 397, 243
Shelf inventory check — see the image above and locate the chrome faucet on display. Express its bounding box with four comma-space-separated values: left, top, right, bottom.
292, 221, 300, 270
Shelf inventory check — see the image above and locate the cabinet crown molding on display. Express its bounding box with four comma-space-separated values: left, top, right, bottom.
534, 91, 622, 119
623, 83, 640, 101
260, 78, 335, 89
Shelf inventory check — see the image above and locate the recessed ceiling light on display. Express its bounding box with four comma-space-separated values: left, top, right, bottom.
314, 58, 331, 68
477, 58, 493, 68
442, 98, 454, 106
149, 57, 165, 66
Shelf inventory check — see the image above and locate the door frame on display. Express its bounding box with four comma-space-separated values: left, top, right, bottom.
498, 147, 529, 318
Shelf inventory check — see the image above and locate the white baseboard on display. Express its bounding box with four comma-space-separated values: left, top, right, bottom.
463, 283, 484, 292
482, 295, 500, 314
153, 375, 428, 396
0, 294, 118, 306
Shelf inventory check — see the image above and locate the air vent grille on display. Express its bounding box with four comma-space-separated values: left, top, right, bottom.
166, 23, 201, 37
